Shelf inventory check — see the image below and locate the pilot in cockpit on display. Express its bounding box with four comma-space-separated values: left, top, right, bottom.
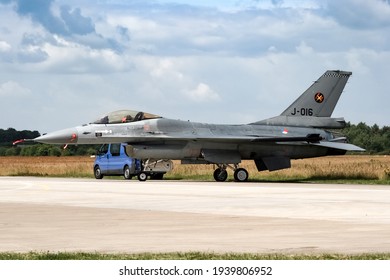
100, 116, 109, 124
93, 110, 161, 125
122, 115, 133, 123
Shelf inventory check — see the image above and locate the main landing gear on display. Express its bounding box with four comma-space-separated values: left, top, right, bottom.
213, 164, 249, 182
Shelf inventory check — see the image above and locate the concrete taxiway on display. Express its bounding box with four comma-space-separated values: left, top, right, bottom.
0, 177, 389, 254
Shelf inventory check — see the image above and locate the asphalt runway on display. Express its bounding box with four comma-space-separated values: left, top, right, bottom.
0, 177, 389, 254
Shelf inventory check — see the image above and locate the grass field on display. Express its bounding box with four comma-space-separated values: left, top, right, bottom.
0, 155, 389, 184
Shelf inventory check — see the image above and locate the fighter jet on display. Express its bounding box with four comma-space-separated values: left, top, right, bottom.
34, 70, 364, 182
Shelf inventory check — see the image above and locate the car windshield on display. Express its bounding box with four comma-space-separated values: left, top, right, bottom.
92, 110, 161, 124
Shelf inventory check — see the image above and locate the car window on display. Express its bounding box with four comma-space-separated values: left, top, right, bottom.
98, 144, 109, 155
110, 143, 121, 157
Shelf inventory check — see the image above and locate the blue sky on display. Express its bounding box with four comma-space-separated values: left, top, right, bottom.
0, 0, 389, 132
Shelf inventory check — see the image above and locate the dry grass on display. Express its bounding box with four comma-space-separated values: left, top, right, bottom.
0, 156, 94, 178
168, 155, 390, 183
0, 155, 389, 183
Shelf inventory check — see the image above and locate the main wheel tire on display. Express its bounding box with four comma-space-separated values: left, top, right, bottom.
213, 169, 228, 182
94, 166, 103, 179
234, 168, 249, 182
123, 165, 132, 180
137, 172, 148, 181
151, 173, 164, 180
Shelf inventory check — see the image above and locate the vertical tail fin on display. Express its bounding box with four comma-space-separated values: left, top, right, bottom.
280, 70, 352, 117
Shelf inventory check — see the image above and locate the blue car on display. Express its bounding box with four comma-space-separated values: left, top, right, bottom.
93, 143, 165, 181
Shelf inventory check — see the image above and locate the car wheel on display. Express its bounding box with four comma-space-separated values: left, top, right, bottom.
94, 166, 103, 179
123, 165, 132, 180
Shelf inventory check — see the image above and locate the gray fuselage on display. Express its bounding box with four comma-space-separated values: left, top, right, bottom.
73, 118, 334, 161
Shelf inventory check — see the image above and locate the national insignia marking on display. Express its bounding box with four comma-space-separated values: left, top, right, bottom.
314, 92, 324, 103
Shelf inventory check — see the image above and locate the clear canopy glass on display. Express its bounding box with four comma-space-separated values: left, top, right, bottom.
92, 110, 161, 124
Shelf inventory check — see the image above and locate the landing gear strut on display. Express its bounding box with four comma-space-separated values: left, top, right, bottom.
136, 159, 174, 181
213, 164, 248, 182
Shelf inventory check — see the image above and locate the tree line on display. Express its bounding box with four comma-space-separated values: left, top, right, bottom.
341, 122, 390, 154
0, 128, 98, 156
0, 123, 389, 156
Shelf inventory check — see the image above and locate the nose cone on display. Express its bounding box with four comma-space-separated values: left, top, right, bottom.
34, 127, 78, 144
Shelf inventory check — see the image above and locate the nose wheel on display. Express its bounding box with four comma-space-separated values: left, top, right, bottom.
213, 164, 249, 182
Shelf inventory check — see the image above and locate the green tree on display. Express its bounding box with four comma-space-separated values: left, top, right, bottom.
342, 122, 390, 154
0, 128, 39, 145
48, 146, 62, 156
5, 147, 21, 156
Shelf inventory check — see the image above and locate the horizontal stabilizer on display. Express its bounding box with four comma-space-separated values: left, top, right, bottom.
313, 142, 365, 151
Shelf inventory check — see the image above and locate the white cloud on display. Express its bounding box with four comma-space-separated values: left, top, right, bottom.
191, 35, 225, 48
326, 0, 390, 29
0, 0, 389, 131
26, 37, 133, 73
0, 40, 11, 52
0, 80, 31, 97
186, 82, 220, 102
295, 41, 314, 55
150, 59, 183, 80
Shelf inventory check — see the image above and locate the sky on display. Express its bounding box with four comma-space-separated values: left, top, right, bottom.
0, 0, 389, 133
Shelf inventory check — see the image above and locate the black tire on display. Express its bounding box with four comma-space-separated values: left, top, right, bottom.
151, 173, 164, 180
137, 172, 148, 181
94, 166, 103, 179
234, 168, 248, 182
123, 165, 132, 180
213, 169, 228, 182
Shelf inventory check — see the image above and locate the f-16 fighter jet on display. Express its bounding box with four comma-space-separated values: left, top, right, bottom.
34, 70, 364, 182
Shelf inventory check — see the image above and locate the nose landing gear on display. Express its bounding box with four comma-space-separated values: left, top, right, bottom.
213, 164, 249, 182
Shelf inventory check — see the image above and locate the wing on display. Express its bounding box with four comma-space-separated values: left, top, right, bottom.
120, 133, 364, 153
312, 141, 365, 151
132, 133, 323, 143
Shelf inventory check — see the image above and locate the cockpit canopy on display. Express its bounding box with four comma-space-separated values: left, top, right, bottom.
92, 110, 162, 124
